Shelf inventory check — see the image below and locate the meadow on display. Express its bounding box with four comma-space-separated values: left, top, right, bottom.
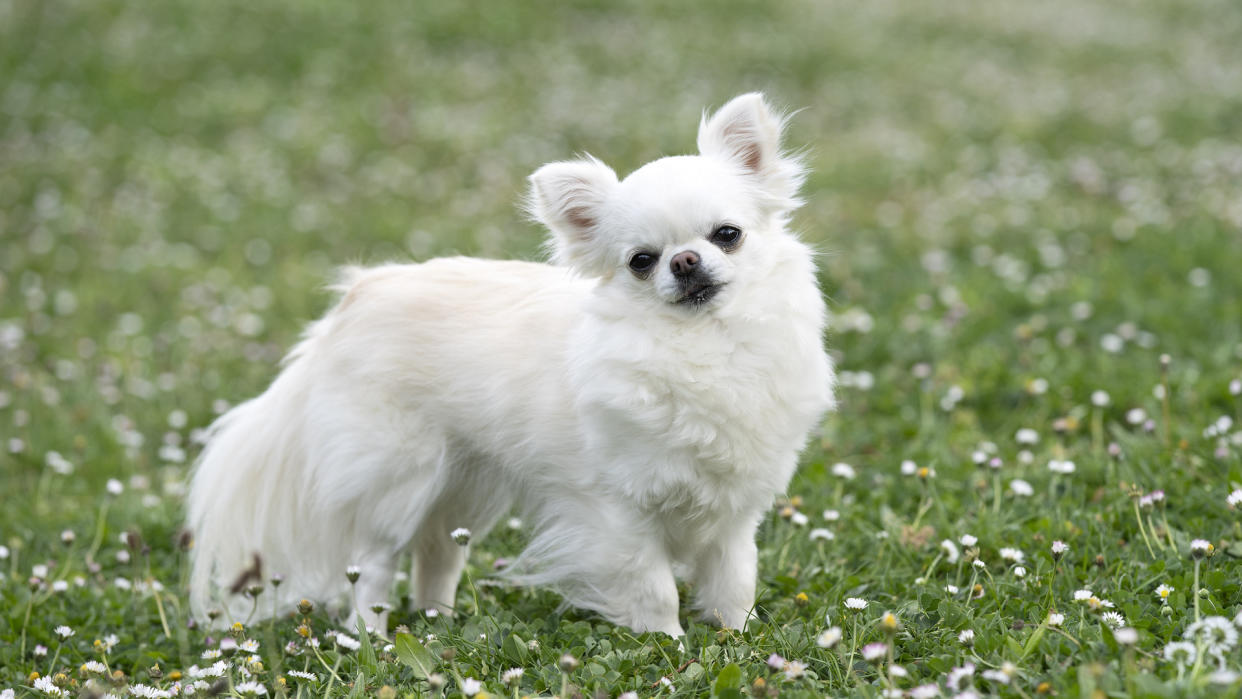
2, 0, 1242, 696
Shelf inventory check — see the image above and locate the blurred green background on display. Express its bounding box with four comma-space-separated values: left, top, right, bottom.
5, 0, 1241, 466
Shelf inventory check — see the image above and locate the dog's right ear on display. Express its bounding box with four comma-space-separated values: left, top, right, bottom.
528, 157, 618, 274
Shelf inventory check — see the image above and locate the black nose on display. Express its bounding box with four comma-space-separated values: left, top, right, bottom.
669, 250, 700, 277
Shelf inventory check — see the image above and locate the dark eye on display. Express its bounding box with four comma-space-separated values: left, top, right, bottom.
710, 225, 742, 250
628, 251, 659, 276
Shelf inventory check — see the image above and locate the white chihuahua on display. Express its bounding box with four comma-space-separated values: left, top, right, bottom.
188, 93, 834, 636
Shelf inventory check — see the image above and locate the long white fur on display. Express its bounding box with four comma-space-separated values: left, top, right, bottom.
187, 93, 835, 636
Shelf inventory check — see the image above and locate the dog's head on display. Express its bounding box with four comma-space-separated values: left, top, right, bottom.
528, 93, 805, 311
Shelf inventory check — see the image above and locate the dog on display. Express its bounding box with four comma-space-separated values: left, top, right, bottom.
187, 93, 835, 636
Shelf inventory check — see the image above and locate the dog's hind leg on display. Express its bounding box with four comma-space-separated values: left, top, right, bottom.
408, 457, 513, 615
410, 523, 468, 614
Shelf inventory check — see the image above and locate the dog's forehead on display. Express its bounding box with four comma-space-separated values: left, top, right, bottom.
613, 156, 754, 244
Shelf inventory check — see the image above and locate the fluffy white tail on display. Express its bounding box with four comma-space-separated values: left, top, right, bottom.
187, 335, 328, 622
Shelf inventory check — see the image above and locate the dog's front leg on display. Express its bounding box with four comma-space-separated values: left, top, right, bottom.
690, 515, 760, 630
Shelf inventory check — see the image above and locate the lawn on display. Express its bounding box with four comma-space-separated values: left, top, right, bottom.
2, 0, 1242, 696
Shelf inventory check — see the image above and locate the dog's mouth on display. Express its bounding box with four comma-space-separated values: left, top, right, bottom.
675, 282, 725, 307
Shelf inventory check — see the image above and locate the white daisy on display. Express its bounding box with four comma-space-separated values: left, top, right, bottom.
1163, 641, 1196, 666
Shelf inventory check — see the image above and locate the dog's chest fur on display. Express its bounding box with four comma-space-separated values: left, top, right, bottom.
571, 259, 832, 518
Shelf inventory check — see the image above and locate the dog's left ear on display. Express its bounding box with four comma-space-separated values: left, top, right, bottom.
698, 93, 804, 213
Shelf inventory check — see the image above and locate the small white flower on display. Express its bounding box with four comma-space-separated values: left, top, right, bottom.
1047, 459, 1076, 474
809, 528, 834, 541
459, 678, 482, 696
888, 664, 909, 678
201, 649, 221, 660
1156, 584, 1174, 603
831, 463, 856, 479
234, 681, 267, 696
1163, 641, 1196, 666
1101, 611, 1126, 628
981, 669, 1010, 685
502, 668, 524, 685
1051, 540, 1069, 556
909, 684, 939, 699
1091, 390, 1111, 407
1114, 627, 1138, 645
817, 627, 842, 648
451, 527, 472, 546
1210, 670, 1241, 686
822, 509, 840, 521
958, 629, 975, 646
946, 663, 975, 691
1074, 589, 1094, 602
240, 639, 259, 652
944, 584, 960, 595
901, 460, 917, 475
790, 511, 809, 526
1228, 489, 1242, 508
845, 597, 868, 610
1013, 566, 1027, 579
33, 676, 64, 696
959, 534, 978, 547
1126, 408, 1147, 425
1015, 428, 1039, 445
1009, 479, 1034, 497
333, 633, 361, 652
766, 653, 786, 671
860, 642, 887, 662
1230, 379, 1242, 396
972, 559, 986, 570
784, 660, 807, 680
1047, 612, 1065, 627
999, 547, 1025, 563
1184, 616, 1238, 659
287, 670, 317, 682
106, 478, 124, 496
81, 660, 107, 674
55, 625, 74, 638
940, 539, 960, 563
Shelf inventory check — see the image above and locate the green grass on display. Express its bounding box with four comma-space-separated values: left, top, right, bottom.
3, 0, 1242, 696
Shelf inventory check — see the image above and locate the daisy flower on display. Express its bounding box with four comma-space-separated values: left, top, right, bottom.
1047, 459, 1076, 474
817, 627, 842, 648
784, 660, 807, 680
1228, 489, 1242, 508
1101, 611, 1126, 628
940, 539, 960, 563
959, 534, 978, 547
999, 547, 1025, 563
958, 629, 975, 646
1155, 584, 1173, 604
860, 642, 888, 662
1051, 540, 1068, 558
1015, 428, 1039, 445
54, 625, 74, 638
1047, 612, 1065, 626
946, 663, 975, 691
1114, 627, 1138, 645
1163, 641, 1196, 666
831, 463, 856, 479
1184, 616, 1238, 660
845, 597, 868, 610
1009, 479, 1034, 497
460, 678, 482, 697
809, 528, 834, 541
334, 633, 361, 652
